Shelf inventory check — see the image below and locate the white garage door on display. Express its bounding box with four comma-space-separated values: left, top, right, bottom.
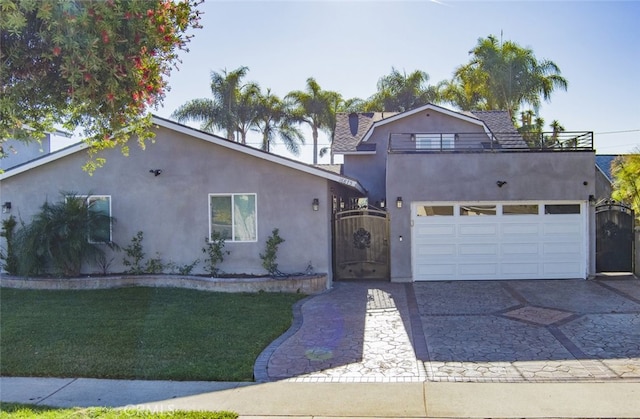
412, 202, 587, 281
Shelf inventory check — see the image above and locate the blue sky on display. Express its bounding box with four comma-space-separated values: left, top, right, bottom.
154, 0, 640, 163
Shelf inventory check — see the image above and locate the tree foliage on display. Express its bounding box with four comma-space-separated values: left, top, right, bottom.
443, 35, 568, 119
363, 67, 440, 112
1, 0, 202, 172
611, 150, 640, 219
286, 78, 341, 165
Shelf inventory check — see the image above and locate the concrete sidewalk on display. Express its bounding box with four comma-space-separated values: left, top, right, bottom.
2, 377, 640, 418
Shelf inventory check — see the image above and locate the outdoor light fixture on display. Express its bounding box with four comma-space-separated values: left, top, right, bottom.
149, 169, 163, 176
2, 202, 11, 213
380, 199, 386, 209
589, 194, 597, 206
496, 180, 507, 188
340, 199, 345, 210
312, 198, 319, 211
396, 197, 403, 208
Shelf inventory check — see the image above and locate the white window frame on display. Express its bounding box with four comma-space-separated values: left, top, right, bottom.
208, 193, 258, 243
415, 134, 455, 150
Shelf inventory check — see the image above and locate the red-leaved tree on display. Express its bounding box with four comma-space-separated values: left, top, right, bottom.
0, 0, 202, 172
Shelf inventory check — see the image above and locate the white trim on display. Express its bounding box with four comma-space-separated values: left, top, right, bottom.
1, 116, 366, 195
359, 104, 493, 144
0, 143, 89, 179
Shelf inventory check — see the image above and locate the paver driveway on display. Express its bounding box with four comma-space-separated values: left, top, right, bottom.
256, 278, 640, 383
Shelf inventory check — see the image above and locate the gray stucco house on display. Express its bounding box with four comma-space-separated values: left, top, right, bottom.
1, 104, 597, 285
0, 116, 364, 283
333, 104, 596, 281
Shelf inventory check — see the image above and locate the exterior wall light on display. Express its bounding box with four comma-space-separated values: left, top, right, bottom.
312, 198, 319, 211
2, 202, 11, 213
380, 199, 386, 209
340, 199, 345, 210
396, 197, 403, 208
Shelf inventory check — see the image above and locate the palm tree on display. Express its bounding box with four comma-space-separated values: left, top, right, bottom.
234, 82, 260, 144
364, 68, 440, 112
253, 88, 304, 154
286, 78, 338, 165
171, 66, 256, 142
549, 119, 566, 147
446, 35, 568, 118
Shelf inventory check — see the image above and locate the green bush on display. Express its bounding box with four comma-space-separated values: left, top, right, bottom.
0, 215, 18, 274
12, 193, 117, 277
202, 233, 229, 277
260, 228, 284, 276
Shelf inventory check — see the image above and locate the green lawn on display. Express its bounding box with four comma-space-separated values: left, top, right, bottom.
0, 403, 237, 418
0, 287, 305, 381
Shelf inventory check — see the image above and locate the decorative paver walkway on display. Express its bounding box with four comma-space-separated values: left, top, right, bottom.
255, 278, 640, 383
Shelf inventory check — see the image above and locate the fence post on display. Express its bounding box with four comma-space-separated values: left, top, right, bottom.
635, 227, 640, 277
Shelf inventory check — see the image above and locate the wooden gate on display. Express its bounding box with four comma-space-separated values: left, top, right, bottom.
596, 202, 635, 272
333, 208, 390, 280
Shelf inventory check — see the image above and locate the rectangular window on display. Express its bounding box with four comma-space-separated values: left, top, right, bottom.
417, 205, 454, 216
209, 194, 257, 242
545, 204, 581, 215
503, 204, 539, 215
415, 134, 455, 150
460, 205, 497, 216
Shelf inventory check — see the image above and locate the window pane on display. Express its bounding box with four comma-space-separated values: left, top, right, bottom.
545, 204, 581, 215
88, 196, 111, 243
233, 194, 256, 241
503, 204, 539, 215
417, 205, 454, 216
415, 134, 455, 149
210, 196, 232, 240
460, 205, 497, 216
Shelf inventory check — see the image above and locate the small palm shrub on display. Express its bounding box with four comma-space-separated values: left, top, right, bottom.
13, 193, 117, 277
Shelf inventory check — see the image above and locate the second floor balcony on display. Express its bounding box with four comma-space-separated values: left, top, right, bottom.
387, 131, 594, 153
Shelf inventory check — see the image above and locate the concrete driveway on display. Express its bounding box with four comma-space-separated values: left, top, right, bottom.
256, 277, 640, 383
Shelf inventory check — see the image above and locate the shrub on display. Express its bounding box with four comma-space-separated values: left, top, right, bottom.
12, 193, 117, 277
122, 231, 146, 274
0, 215, 18, 274
260, 228, 284, 276
202, 233, 229, 277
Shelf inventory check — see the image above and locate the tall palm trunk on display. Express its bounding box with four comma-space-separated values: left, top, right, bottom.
312, 125, 319, 165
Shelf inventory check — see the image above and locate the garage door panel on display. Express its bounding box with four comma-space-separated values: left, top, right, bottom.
459, 263, 498, 275
502, 222, 540, 236
459, 224, 498, 236
412, 201, 586, 281
543, 242, 582, 256
501, 262, 540, 275
416, 244, 456, 256
415, 263, 456, 277
543, 222, 582, 235
459, 243, 498, 256
415, 224, 455, 236
543, 262, 582, 275
501, 243, 539, 256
